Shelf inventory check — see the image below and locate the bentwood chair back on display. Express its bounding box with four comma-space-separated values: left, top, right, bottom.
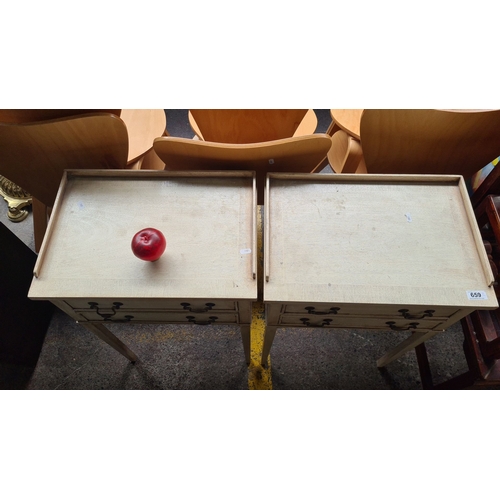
0, 109, 167, 168
0, 113, 129, 251
153, 134, 333, 204
359, 109, 500, 179
188, 109, 318, 143
327, 109, 500, 176
0, 109, 122, 123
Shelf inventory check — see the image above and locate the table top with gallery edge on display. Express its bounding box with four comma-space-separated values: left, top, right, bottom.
29, 170, 258, 302
263, 173, 498, 310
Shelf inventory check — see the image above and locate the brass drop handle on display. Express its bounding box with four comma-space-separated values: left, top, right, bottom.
300, 318, 333, 327
386, 321, 419, 331
88, 302, 134, 322
181, 302, 216, 313
186, 315, 218, 325
398, 309, 435, 320
304, 306, 340, 315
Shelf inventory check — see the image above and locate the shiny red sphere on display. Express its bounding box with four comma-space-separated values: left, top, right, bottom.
131, 228, 167, 261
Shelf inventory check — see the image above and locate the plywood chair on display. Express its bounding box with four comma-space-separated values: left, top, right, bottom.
361, 109, 500, 177
0, 109, 122, 123
327, 109, 500, 176
0, 113, 131, 252
188, 109, 318, 143
0, 109, 167, 168
152, 134, 333, 205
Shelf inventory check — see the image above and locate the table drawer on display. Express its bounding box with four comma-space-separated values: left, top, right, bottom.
278, 302, 459, 320
76, 309, 239, 324
64, 298, 238, 313
277, 313, 446, 331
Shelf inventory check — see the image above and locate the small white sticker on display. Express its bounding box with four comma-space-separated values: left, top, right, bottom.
405, 213, 412, 222
240, 248, 252, 254
467, 290, 488, 300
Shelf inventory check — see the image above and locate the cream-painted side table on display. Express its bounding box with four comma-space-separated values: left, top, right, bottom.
262, 173, 498, 367
29, 170, 257, 364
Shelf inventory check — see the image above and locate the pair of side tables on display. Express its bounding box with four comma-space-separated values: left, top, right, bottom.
28, 170, 498, 370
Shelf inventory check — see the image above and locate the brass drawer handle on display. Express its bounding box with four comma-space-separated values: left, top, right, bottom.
386, 321, 419, 331
186, 315, 218, 325
304, 306, 340, 315
87, 302, 134, 322
300, 317, 333, 327
398, 309, 435, 320
181, 302, 216, 313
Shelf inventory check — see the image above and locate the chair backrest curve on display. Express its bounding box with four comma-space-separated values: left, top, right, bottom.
0, 113, 129, 207
360, 109, 500, 179
0, 109, 121, 123
189, 109, 310, 143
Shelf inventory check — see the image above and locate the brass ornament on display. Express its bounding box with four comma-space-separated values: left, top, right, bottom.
0, 175, 32, 222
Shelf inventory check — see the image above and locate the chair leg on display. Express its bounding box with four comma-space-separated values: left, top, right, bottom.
414, 343, 434, 389
462, 314, 496, 380
415, 339, 479, 390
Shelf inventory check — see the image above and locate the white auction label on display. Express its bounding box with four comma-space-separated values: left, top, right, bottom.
466, 290, 488, 300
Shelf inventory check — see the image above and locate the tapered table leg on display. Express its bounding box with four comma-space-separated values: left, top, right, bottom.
81, 322, 138, 363
261, 325, 278, 367
240, 324, 251, 365
377, 329, 436, 368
